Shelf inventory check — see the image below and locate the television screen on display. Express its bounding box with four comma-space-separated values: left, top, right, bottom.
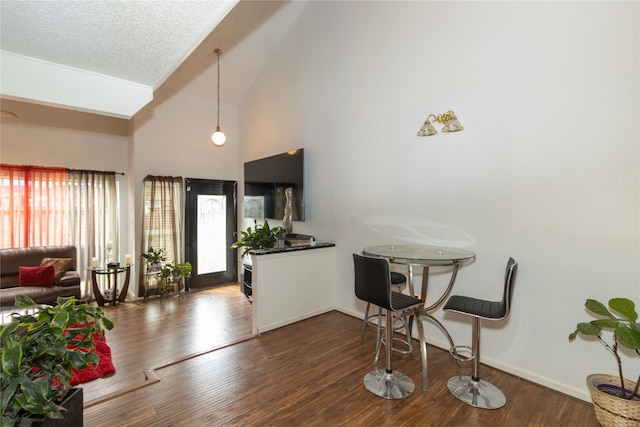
244, 148, 304, 221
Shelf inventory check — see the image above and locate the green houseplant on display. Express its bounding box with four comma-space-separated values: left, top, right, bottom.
0, 295, 114, 427
158, 261, 192, 296
569, 298, 640, 426
230, 220, 284, 258
140, 246, 166, 271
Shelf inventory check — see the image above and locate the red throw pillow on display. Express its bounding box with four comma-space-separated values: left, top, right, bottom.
19, 265, 55, 287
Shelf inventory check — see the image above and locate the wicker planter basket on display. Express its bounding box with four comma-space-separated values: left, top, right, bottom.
587, 374, 640, 427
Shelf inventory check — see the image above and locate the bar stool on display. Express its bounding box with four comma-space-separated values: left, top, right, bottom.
353, 253, 426, 399
359, 271, 413, 361
443, 257, 518, 409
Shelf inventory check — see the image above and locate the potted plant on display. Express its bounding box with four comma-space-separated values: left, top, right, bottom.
569, 297, 640, 426
140, 246, 166, 272
230, 220, 284, 258
1, 295, 114, 426
158, 261, 192, 296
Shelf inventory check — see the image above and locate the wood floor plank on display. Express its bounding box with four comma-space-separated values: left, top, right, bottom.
82, 286, 597, 426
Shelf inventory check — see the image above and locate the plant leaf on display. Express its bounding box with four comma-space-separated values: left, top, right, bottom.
576, 322, 602, 336
614, 324, 640, 350
14, 294, 37, 308
609, 298, 638, 322
585, 299, 614, 318
591, 319, 619, 329
1, 341, 22, 376
569, 322, 601, 341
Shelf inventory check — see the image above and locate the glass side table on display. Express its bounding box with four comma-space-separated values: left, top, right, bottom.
88, 264, 132, 306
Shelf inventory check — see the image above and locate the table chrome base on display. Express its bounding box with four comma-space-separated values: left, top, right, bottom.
447, 375, 506, 409
364, 369, 415, 399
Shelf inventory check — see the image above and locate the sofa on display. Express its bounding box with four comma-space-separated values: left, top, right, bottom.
0, 246, 82, 306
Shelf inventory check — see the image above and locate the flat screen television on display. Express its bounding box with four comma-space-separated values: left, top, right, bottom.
244, 148, 304, 221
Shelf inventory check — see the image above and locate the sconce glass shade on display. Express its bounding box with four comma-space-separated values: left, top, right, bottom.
417, 120, 438, 137
441, 117, 464, 133
212, 126, 226, 146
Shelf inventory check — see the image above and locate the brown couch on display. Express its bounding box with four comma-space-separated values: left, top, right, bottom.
0, 246, 82, 306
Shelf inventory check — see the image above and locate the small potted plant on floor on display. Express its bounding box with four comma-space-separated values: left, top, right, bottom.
569, 297, 640, 426
1, 295, 114, 427
158, 261, 192, 297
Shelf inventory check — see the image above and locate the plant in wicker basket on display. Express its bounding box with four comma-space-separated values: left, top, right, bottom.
569, 298, 640, 426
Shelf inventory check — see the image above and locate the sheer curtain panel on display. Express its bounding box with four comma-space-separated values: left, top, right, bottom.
68, 170, 118, 298
140, 176, 184, 297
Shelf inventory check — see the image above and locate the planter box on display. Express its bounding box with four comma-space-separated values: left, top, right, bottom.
15, 388, 83, 427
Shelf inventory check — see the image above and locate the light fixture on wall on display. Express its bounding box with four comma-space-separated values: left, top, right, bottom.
211, 48, 226, 147
417, 110, 464, 137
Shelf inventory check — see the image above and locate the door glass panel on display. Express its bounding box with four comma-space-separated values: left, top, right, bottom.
197, 195, 226, 275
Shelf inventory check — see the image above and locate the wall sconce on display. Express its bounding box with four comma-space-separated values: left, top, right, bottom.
417, 110, 464, 137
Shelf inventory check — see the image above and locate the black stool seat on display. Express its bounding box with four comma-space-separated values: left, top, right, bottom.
392, 291, 423, 311
444, 295, 506, 320
391, 272, 406, 285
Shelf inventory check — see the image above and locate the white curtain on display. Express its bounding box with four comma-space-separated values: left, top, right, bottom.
67, 170, 118, 298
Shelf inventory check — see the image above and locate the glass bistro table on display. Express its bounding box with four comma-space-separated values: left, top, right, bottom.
362, 244, 476, 391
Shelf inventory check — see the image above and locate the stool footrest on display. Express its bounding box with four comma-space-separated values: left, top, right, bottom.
449, 345, 474, 363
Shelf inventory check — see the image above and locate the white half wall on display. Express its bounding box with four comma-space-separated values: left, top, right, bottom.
251, 246, 337, 334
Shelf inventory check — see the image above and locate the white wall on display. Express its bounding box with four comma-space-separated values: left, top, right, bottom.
239, 1, 639, 401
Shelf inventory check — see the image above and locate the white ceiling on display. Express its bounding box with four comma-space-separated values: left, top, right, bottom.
0, 0, 241, 119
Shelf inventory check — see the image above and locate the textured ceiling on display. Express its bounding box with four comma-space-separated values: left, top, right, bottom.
0, 0, 239, 118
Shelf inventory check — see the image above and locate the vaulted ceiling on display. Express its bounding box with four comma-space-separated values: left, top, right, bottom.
0, 0, 304, 120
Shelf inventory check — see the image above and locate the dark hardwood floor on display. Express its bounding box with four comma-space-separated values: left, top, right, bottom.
83, 284, 597, 426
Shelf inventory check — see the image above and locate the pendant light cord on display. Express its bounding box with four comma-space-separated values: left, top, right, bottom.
215, 49, 221, 128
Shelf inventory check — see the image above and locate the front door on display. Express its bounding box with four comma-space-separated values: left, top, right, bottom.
185, 178, 237, 289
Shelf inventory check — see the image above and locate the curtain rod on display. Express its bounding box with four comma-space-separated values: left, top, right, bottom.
1, 164, 124, 176
69, 168, 124, 176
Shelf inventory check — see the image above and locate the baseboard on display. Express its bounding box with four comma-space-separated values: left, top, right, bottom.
425, 335, 591, 403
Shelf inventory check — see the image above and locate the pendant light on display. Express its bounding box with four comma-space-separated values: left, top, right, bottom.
211, 48, 226, 147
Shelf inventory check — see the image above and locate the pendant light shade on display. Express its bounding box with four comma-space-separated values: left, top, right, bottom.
211, 48, 226, 147
212, 126, 226, 146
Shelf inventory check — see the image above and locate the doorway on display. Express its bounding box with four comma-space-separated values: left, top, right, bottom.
184, 178, 237, 290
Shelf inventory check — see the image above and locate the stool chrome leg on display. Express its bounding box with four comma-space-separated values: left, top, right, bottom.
447, 317, 506, 409
359, 302, 371, 342
364, 308, 414, 399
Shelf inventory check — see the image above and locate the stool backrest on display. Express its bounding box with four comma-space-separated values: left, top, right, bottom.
353, 254, 392, 311
500, 257, 519, 319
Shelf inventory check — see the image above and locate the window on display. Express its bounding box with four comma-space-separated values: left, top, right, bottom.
0, 165, 68, 248
1, 165, 119, 298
